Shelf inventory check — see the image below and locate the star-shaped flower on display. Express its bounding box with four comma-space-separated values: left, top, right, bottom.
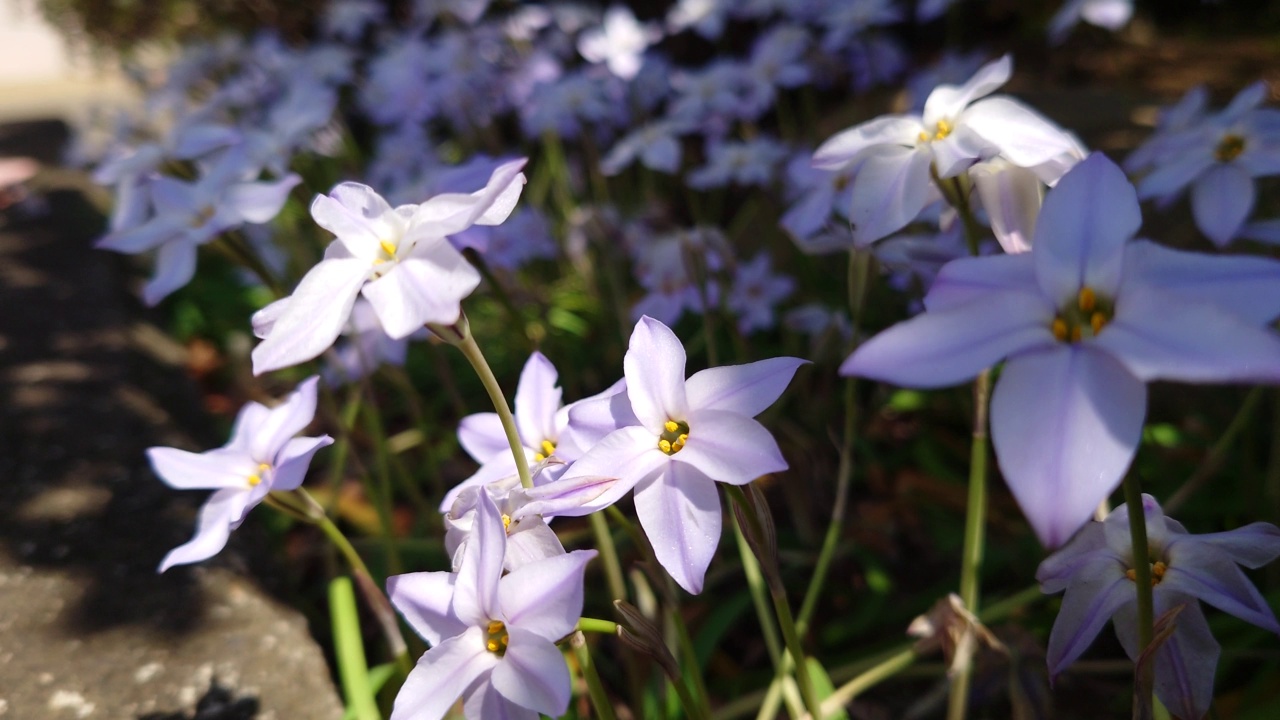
148, 376, 332, 571
1038, 494, 1280, 719
842, 152, 1280, 546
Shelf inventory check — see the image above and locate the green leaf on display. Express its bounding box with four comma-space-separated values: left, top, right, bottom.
330, 576, 381, 720
805, 656, 850, 720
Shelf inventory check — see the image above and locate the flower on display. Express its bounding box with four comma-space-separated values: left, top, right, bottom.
1048, 0, 1134, 45
812, 54, 1083, 245
1133, 81, 1280, 246
387, 491, 596, 720
577, 5, 662, 80
841, 152, 1280, 546
549, 316, 806, 593
1037, 494, 1280, 719
250, 159, 527, 374
147, 377, 332, 571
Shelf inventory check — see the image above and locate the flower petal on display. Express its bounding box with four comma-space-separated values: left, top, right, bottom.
962, 97, 1084, 170
147, 447, 254, 490
249, 376, 322, 462
311, 183, 395, 261
142, 240, 199, 306
387, 571, 468, 647
624, 316, 690, 430
490, 628, 572, 717
811, 115, 923, 170
251, 259, 370, 374
1123, 240, 1280, 325
1190, 522, 1280, 569
1095, 285, 1280, 383
922, 253, 1038, 311
1045, 553, 1132, 678
1191, 163, 1255, 247
841, 288, 1055, 388
453, 491, 506, 626
559, 380, 634, 461
509, 475, 621, 520
1033, 152, 1140, 306
158, 488, 249, 572
413, 159, 528, 236
992, 346, 1147, 547
514, 352, 562, 447
677, 410, 787, 485
969, 159, 1042, 254
458, 412, 510, 464
634, 462, 723, 595
1161, 538, 1280, 632
685, 357, 807, 417
923, 55, 1011, 125
389, 627, 496, 720
1036, 521, 1109, 594
848, 145, 934, 245
554, 426, 669, 515
270, 434, 333, 491
462, 682, 538, 720
223, 174, 301, 224
499, 550, 596, 640
1112, 594, 1219, 720
1135, 146, 1214, 200
363, 243, 481, 338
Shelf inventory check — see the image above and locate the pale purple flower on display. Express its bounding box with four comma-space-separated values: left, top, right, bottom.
1134, 81, 1280, 246
148, 377, 332, 571
969, 157, 1044, 254
577, 5, 662, 80
445, 351, 604, 510
443, 484, 565, 573
630, 229, 726, 326
741, 24, 812, 115
667, 60, 756, 136
727, 254, 796, 333
1124, 85, 1209, 177
388, 491, 595, 720
450, 207, 557, 271
1038, 494, 1280, 720
1048, 0, 1134, 44
320, 0, 386, 42
251, 160, 527, 374
779, 150, 855, 247
520, 70, 624, 140
95, 149, 300, 305
817, 0, 903, 54
601, 120, 690, 176
844, 34, 909, 93
666, 0, 733, 39
323, 298, 422, 386
813, 54, 1084, 245
549, 316, 806, 593
842, 152, 1280, 546
687, 136, 788, 189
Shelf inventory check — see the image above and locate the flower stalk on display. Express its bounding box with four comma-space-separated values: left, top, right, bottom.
1123, 474, 1156, 711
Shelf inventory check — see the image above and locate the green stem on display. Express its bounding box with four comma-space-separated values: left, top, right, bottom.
577, 618, 619, 634
669, 598, 714, 720
589, 512, 628, 602
733, 515, 783, 664
452, 323, 535, 490
816, 648, 917, 719
1123, 474, 1156, 710
571, 631, 619, 720
330, 576, 381, 720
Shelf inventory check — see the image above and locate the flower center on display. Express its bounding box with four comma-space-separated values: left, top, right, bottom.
532, 439, 557, 463
485, 620, 509, 655
1215, 134, 1246, 163
1125, 560, 1168, 587
918, 119, 953, 143
372, 238, 399, 267
658, 419, 690, 455
1051, 286, 1113, 344
246, 462, 271, 487
189, 205, 216, 229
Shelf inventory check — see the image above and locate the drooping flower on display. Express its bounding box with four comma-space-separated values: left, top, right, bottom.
812, 54, 1084, 245
550, 316, 806, 593
841, 152, 1280, 546
387, 491, 596, 720
251, 159, 527, 374
148, 377, 332, 571
1038, 494, 1280, 719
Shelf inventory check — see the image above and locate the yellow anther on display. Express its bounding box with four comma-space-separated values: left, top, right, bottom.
1152, 561, 1167, 580
1216, 134, 1246, 163
1078, 287, 1097, 313
189, 206, 216, 228
484, 620, 509, 655
918, 131, 930, 143
258, 463, 271, 471
501, 514, 511, 532
247, 474, 261, 486
664, 420, 680, 433
1125, 568, 1137, 582
372, 258, 385, 265
486, 639, 500, 652
379, 239, 397, 257
533, 453, 546, 462
487, 620, 504, 634
1052, 318, 1069, 342
1090, 312, 1107, 335
659, 439, 673, 453
934, 119, 952, 140
540, 440, 556, 457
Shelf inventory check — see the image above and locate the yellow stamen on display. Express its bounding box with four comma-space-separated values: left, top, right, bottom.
247, 474, 261, 486
658, 439, 672, 453
1090, 312, 1107, 335
501, 514, 511, 532
379, 239, 397, 257
247, 463, 270, 487
540, 440, 556, 457
918, 131, 930, 143
664, 420, 680, 433
533, 452, 546, 462
1152, 561, 1167, 580
1052, 318, 1069, 342
934, 119, 952, 140
485, 620, 509, 655
1216, 134, 1246, 163
1125, 568, 1137, 582
1078, 287, 1097, 313
658, 419, 691, 455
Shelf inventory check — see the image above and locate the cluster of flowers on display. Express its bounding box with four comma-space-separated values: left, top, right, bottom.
93, 0, 1280, 717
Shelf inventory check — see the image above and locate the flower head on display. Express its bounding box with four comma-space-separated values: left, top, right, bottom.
387, 491, 595, 720
549, 316, 805, 593
148, 377, 332, 571
251, 159, 527, 374
842, 152, 1280, 546
1038, 494, 1280, 719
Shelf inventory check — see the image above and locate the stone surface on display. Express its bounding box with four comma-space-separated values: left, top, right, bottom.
0, 121, 344, 720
